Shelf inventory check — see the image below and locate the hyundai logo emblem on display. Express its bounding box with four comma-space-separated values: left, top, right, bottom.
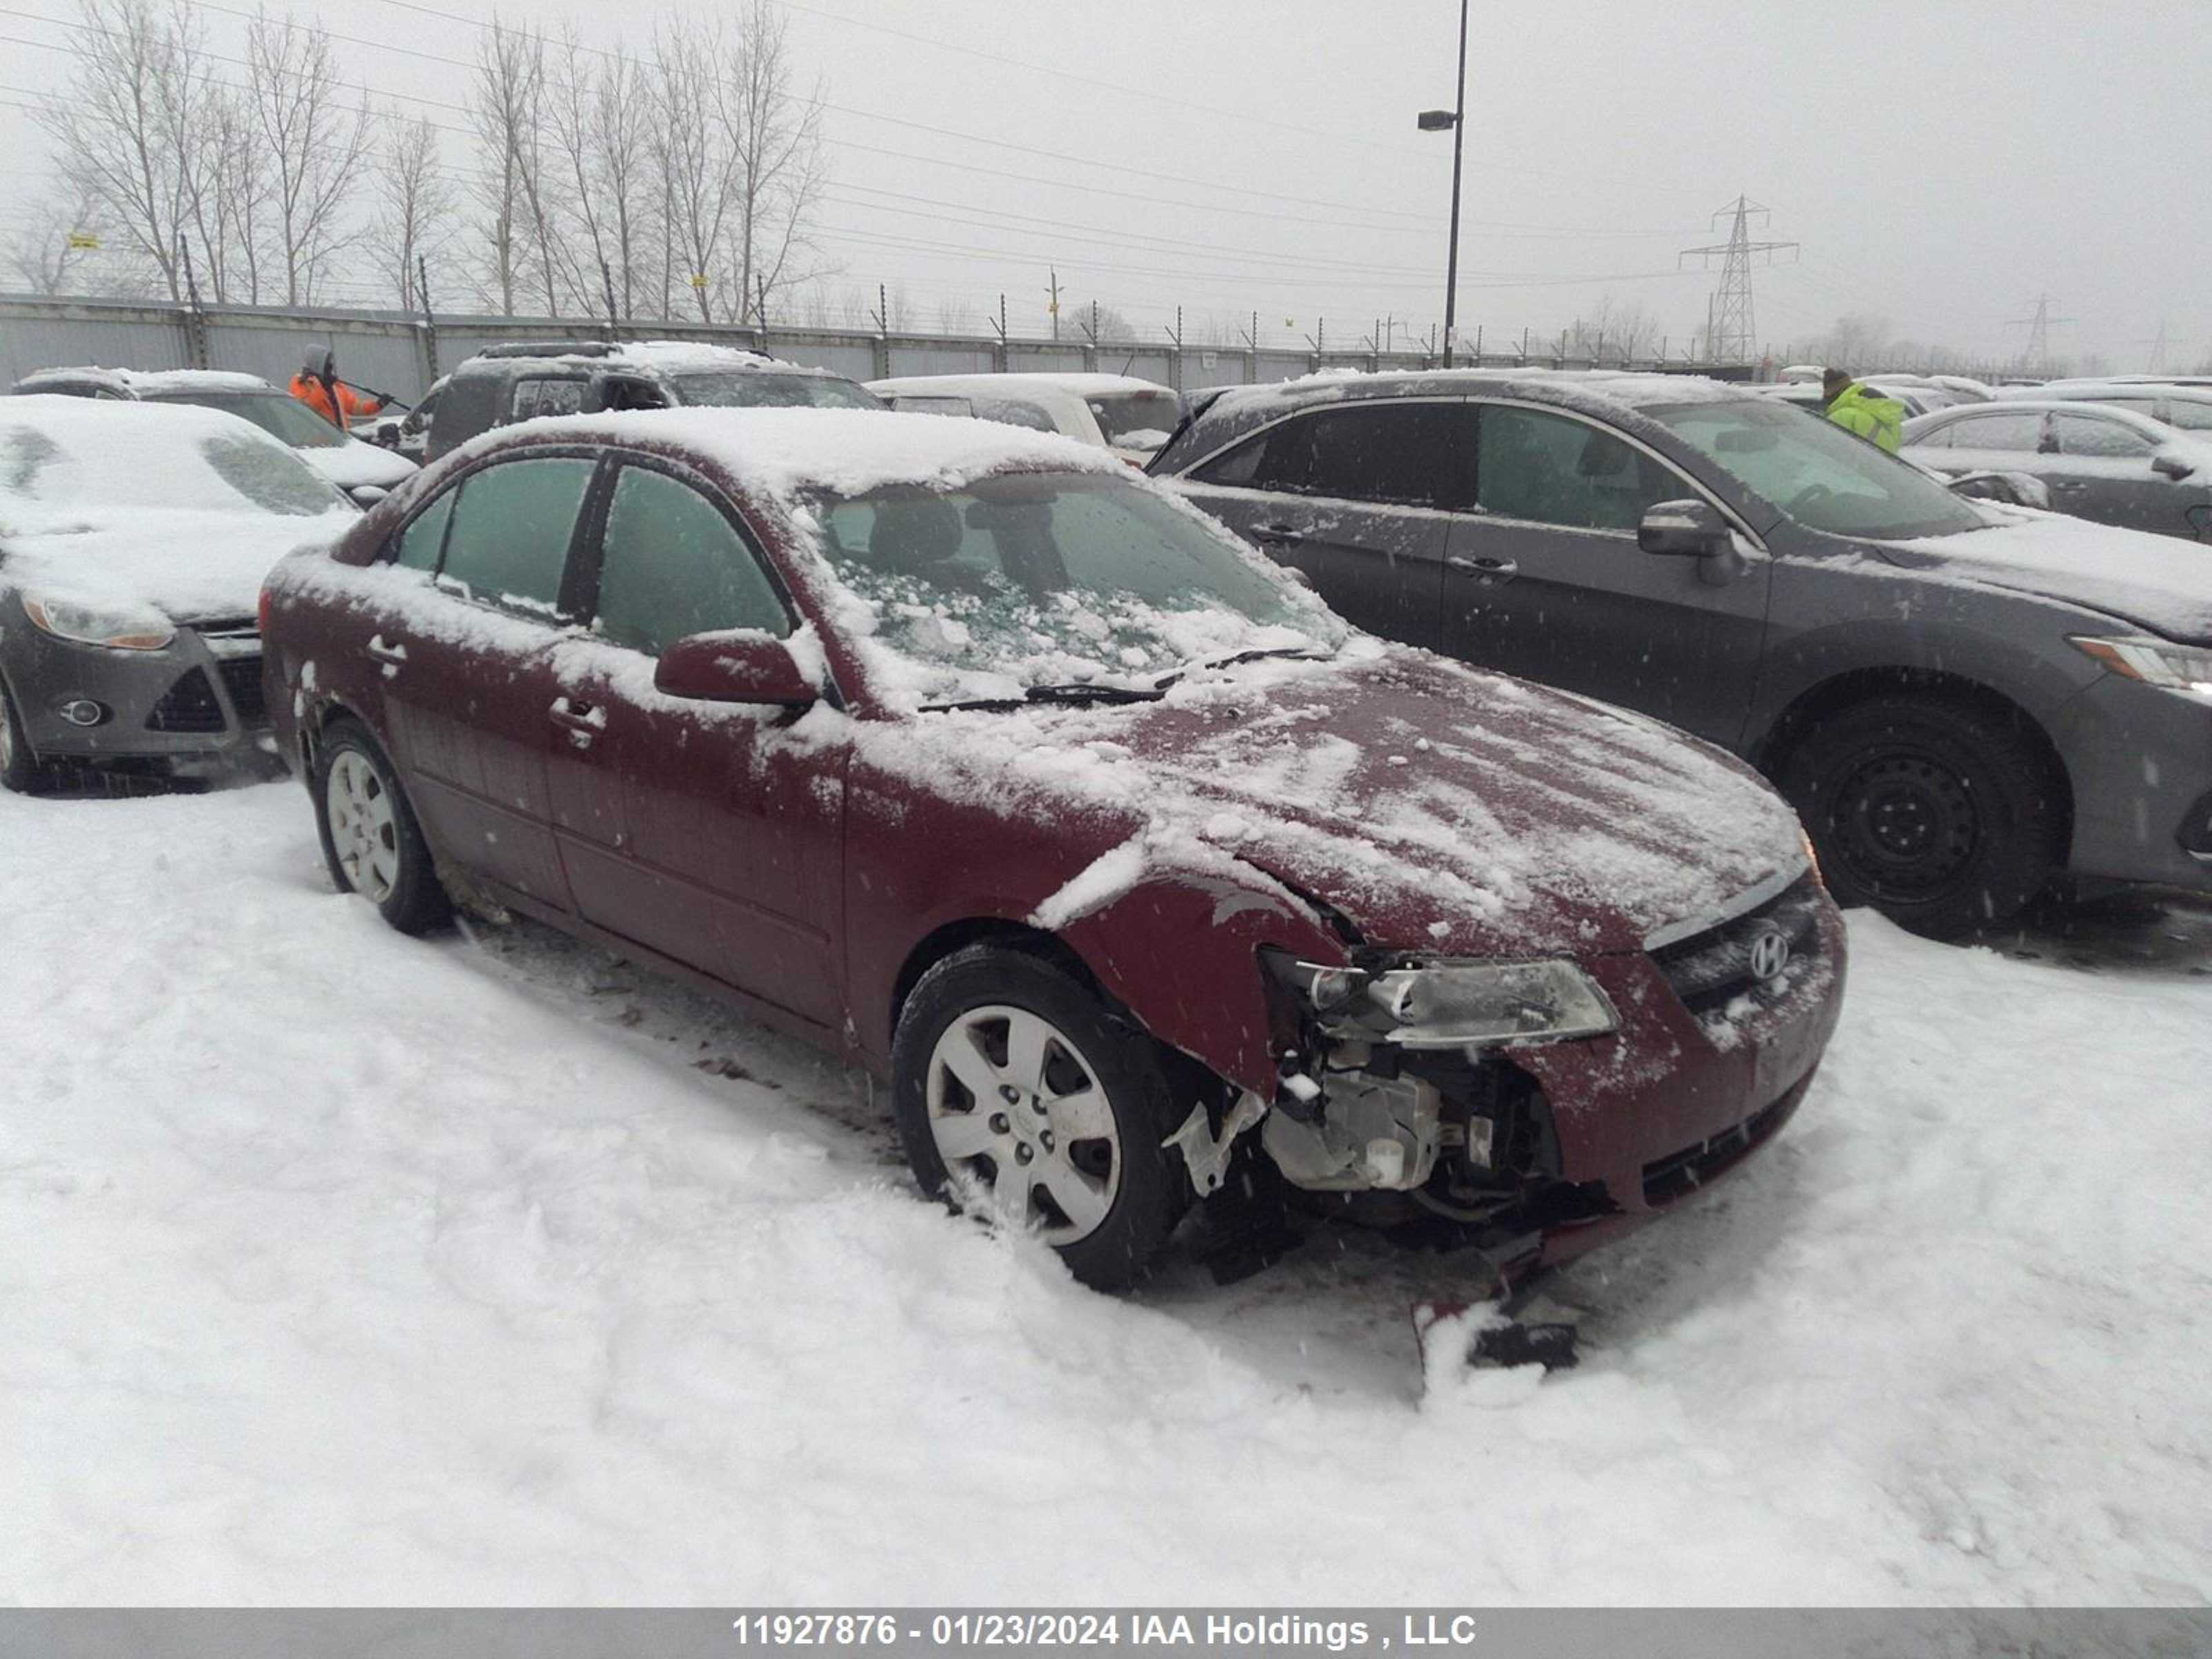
1747, 924, 1792, 984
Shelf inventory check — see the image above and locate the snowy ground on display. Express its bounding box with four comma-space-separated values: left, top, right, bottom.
4, 777, 2209, 1605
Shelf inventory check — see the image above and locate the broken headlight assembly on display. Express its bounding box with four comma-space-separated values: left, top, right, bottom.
1262, 948, 1618, 1050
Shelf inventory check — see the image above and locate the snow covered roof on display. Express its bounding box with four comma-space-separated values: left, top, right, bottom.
462, 339, 840, 379
1206, 366, 1754, 419
9, 366, 279, 397
992, 372, 1177, 397
489, 405, 1126, 503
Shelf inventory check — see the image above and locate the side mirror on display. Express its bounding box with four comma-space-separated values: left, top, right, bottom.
2153, 452, 2196, 482
348, 484, 390, 507
1638, 498, 1728, 557
1947, 469, 2051, 509
653, 631, 818, 707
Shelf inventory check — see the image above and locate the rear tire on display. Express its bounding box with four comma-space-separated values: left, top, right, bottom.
312, 718, 451, 935
892, 945, 1189, 1291
1777, 695, 2061, 938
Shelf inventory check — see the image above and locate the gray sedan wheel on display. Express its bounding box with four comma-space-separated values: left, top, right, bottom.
1, 679, 46, 794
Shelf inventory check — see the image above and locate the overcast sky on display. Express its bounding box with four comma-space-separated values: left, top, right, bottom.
3, 0, 2204, 366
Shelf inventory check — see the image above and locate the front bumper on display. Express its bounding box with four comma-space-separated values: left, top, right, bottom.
2050, 672, 2212, 892
5, 615, 271, 772
1512, 879, 1848, 1266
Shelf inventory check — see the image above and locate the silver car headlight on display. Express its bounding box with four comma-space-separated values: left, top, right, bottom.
1264, 951, 1618, 1049
2069, 636, 2212, 697
22, 594, 176, 652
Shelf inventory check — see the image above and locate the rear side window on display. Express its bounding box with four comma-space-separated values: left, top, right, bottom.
1940, 411, 2045, 453
1474, 404, 1681, 531
2052, 414, 2156, 458
592, 465, 789, 655
1192, 403, 1474, 509
438, 456, 595, 614
513, 377, 587, 420
392, 490, 454, 570
2166, 402, 2212, 432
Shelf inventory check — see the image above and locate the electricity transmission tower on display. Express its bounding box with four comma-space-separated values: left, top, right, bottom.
2007, 295, 2073, 375
1680, 196, 1797, 364
2141, 319, 2169, 375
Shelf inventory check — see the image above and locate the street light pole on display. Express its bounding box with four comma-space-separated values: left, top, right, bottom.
1419, 0, 1471, 368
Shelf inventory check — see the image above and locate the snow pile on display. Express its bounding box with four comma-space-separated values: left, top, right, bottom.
3, 783, 2208, 1602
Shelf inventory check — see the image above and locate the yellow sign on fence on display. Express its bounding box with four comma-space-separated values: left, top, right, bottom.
66, 232, 101, 251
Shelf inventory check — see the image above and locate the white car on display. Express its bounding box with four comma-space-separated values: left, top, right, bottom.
7, 366, 420, 506
869, 372, 1182, 465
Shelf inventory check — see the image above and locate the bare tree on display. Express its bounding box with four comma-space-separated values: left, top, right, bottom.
36, 0, 212, 299
650, 16, 738, 324
370, 113, 453, 311
934, 296, 977, 335
3, 189, 111, 294
245, 12, 371, 305
718, 0, 827, 324
468, 17, 547, 315
1580, 294, 1662, 362
547, 26, 655, 322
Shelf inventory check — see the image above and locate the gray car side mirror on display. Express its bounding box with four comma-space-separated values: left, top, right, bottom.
1639, 499, 1728, 557
2153, 453, 2196, 482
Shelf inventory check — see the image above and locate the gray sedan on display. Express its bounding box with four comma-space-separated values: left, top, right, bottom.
1, 396, 356, 791
1900, 400, 2212, 541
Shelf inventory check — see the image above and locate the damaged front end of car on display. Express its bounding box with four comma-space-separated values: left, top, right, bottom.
1242, 946, 1628, 1253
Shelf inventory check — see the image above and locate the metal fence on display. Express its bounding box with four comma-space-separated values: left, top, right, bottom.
0, 292, 1756, 403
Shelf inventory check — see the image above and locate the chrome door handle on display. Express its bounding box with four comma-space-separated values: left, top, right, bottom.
1250, 521, 1307, 544
548, 696, 606, 749
1447, 554, 1518, 579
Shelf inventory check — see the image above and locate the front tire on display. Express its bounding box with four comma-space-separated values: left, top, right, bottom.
892, 945, 1189, 1291
312, 718, 451, 935
0, 677, 48, 795
1777, 695, 2062, 938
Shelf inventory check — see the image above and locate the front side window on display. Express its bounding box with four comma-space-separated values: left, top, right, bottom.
437, 456, 594, 613
1193, 402, 1474, 509
2052, 413, 2156, 458
807, 470, 1344, 708
1474, 404, 1681, 531
593, 465, 789, 655
1649, 398, 1987, 539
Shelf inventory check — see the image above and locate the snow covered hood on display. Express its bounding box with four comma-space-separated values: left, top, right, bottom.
0, 397, 354, 621
300, 439, 419, 491
1889, 512, 2212, 642
863, 643, 1808, 958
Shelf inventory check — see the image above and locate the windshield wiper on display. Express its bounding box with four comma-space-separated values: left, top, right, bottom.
924, 682, 1167, 713
1152, 644, 1332, 688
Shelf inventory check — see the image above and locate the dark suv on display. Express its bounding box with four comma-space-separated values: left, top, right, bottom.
425, 340, 883, 461
1153, 370, 2212, 937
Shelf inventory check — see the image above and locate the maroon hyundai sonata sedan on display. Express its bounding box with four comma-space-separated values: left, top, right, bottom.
259, 407, 1845, 1291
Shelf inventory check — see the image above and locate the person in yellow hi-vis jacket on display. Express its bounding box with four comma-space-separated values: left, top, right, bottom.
1821, 367, 1906, 452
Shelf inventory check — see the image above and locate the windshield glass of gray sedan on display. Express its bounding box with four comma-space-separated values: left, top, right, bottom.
1651, 397, 1985, 539
812, 470, 1344, 704
673, 371, 883, 411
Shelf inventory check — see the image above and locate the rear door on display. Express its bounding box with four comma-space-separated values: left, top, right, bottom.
1172, 400, 1473, 650
372, 451, 601, 912
544, 458, 847, 1031
1438, 400, 1771, 747
1907, 407, 2052, 484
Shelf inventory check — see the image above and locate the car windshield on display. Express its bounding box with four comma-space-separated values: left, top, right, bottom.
0, 417, 346, 519
1647, 397, 1985, 539
671, 371, 885, 411
148, 389, 351, 449
1087, 389, 1181, 447
805, 469, 1345, 709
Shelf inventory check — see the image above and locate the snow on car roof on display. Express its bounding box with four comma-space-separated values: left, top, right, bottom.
1205, 366, 1754, 418
995, 373, 1176, 397
494, 405, 1127, 501
463, 339, 841, 378
11, 366, 278, 395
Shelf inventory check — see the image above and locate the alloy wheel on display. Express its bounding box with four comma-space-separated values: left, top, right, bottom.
925, 1004, 1122, 1244
325, 749, 401, 903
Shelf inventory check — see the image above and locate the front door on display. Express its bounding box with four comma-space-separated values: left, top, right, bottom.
545, 459, 846, 1031
373, 451, 599, 912
1169, 399, 1474, 651
2045, 411, 2189, 536
1439, 400, 1772, 747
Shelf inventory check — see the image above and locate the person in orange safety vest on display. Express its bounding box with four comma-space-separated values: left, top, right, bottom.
289, 346, 386, 427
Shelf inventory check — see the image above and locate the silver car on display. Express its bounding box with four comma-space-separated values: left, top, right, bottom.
1900, 400, 2212, 541
0, 397, 356, 791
